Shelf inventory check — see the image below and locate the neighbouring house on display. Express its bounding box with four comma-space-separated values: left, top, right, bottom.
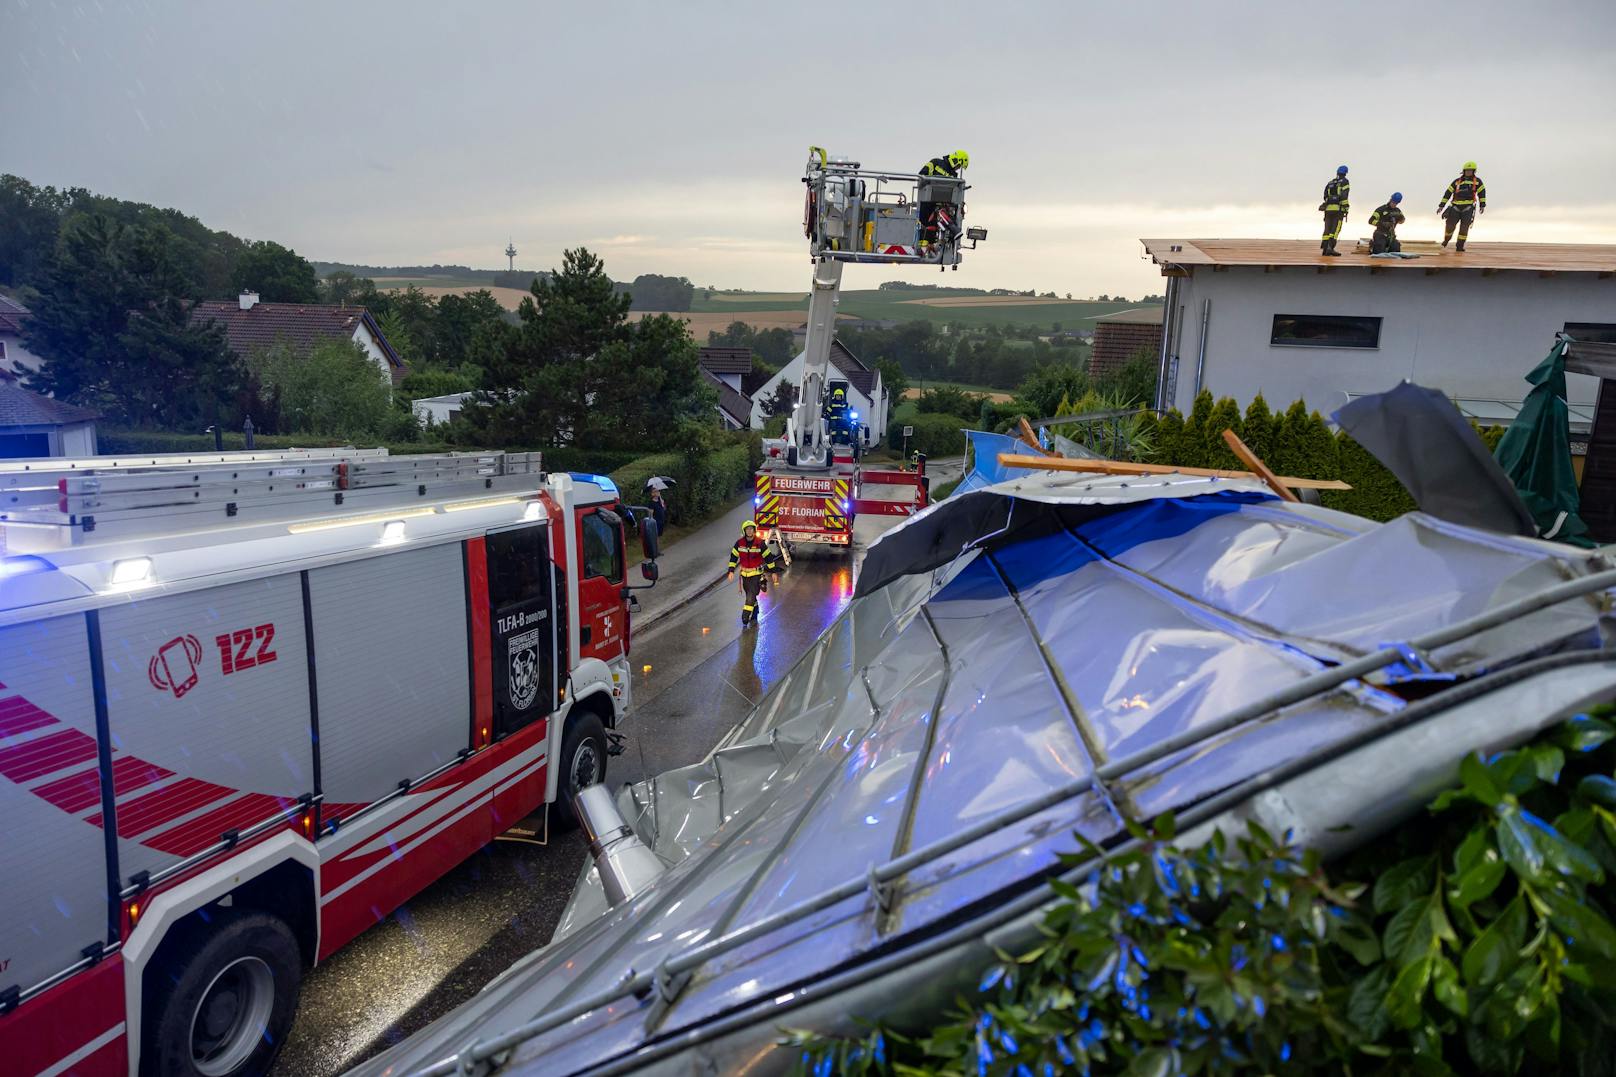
0, 296, 45, 381
1141, 239, 1616, 434
748, 337, 888, 445
412, 392, 479, 427
191, 291, 408, 386
1089, 306, 1164, 380
698, 346, 755, 431
0, 379, 100, 458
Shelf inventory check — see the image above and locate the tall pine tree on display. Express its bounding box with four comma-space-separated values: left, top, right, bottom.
26, 213, 238, 427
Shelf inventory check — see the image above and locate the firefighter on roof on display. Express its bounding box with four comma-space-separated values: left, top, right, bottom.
1438, 161, 1487, 252
1319, 165, 1350, 256
727, 520, 780, 627
1369, 193, 1406, 254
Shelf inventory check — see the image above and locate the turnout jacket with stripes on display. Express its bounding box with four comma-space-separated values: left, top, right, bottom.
728, 535, 778, 576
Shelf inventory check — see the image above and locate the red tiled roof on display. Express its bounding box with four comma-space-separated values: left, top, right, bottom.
0, 384, 101, 427
698, 346, 753, 375
190, 300, 408, 385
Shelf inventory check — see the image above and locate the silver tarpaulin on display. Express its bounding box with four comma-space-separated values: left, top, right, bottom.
353, 472, 1616, 1077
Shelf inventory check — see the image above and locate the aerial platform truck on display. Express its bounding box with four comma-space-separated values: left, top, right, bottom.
755, 147, 986, 553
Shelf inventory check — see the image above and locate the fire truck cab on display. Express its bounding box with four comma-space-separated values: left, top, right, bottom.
0, 448, 653, 1077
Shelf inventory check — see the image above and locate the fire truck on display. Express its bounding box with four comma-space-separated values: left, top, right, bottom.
755, 147, 983, 551
0, 447, 656, 1077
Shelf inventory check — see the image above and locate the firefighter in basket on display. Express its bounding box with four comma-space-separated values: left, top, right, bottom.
823, 387, 853, 445
727, 519, 781, 627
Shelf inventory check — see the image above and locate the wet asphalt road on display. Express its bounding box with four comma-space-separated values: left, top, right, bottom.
270, 476, 954, 1075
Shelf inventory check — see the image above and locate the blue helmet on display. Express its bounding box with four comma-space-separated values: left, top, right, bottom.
1390, 192, 1403, 203
1337, 165, 1349, 175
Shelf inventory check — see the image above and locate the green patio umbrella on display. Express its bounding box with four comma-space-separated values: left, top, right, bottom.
1494, 339, 1590, 545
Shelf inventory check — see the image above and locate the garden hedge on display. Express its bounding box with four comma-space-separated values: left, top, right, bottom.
608, 433, 761, 530
1137, 393, 1506, 524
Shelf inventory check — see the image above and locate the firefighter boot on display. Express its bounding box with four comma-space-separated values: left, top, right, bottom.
1455, 239, 1466, 252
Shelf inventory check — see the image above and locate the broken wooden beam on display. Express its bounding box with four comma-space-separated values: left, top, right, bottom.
996, 453, 1351, 491
1221, 428, 1298, 502
1016, 416, 1053, 456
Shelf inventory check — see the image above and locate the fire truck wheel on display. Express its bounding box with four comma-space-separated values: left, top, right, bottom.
558, 711, 609, 829
144, 911, 301, 1077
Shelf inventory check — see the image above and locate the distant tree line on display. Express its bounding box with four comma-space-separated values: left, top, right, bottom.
0, 174, 716, 451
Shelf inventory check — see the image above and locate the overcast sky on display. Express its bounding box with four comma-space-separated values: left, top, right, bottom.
7, 0, 1615, 296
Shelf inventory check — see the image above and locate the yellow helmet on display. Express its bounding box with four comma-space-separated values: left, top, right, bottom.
1463, 160, 1478, 170
950, 150, 970, 169
833, 387, 845, 398
742, 519, 757, 531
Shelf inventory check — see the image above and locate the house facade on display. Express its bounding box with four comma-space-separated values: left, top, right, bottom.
1142, 239, 1616, 429
698, 346, 755, 431
191, 291, 408, 386
0, 296, 45, 381
0, 382, 100, 458
748, 338, 887, 444
1089, 306, 1164, 380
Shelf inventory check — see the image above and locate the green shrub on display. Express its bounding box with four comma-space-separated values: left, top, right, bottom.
917, 386, 987, 421
791, 710, 1616, 1076
1142, 394, 1437, 523
606, 433, 760, 528
98, 429, 359, 455
895, 413, 968, 458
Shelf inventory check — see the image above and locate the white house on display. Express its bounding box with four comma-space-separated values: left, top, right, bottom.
748, 338, 888, 445
0, 296, 45, 380
412, 392, 478, 426
1142, 239, 1616, 429
697, 346, 756, 430
191, 291, 409, 387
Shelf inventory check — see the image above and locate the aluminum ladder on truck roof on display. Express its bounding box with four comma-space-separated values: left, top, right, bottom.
0, 447, 545, 552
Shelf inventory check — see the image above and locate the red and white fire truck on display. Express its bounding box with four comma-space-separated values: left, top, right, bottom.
752, 457, 929, 549
0, 447, 654, 1077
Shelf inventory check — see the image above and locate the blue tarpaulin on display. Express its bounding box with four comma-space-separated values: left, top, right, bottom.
955, 430, 1025, 496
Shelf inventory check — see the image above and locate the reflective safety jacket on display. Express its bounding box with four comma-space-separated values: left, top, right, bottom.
728, 535, 778, 577
1438, 174, 1487, 211
1320, 176, 1350, 213
1369, 202, 1405, 233
920, 156, 960, 178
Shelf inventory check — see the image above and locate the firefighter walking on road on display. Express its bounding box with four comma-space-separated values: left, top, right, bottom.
1319, 165, 1350, 256
1369, 193, 1406, 254
1438, 161, 1487, 252
727, 520, 780, 627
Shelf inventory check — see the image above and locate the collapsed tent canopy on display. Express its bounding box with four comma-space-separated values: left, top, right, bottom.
356, 472, 1616, 1077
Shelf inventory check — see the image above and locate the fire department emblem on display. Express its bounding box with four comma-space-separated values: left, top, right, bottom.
507, 627, 542, 711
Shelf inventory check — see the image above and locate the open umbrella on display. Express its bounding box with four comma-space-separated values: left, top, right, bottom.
644, 476, 676, 492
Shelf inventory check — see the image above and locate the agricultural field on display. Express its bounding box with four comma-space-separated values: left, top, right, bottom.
364, 274, 1152, 330
375, 282, 533, 310
693, 288, 1146, 329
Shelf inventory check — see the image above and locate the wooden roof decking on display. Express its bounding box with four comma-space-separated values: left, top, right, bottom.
1141, 238, 1616, 276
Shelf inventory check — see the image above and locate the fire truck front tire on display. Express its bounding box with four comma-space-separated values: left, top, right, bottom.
558, 710, 609, 829
143, 911, 302, 1077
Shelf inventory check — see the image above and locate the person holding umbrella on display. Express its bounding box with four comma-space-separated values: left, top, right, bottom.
644, 476, 674, 536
